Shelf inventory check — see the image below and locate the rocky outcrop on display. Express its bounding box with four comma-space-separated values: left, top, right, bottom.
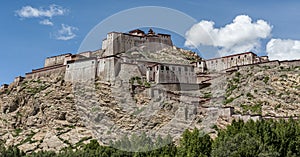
0, 76, 93, 153
224, 65, 300, 117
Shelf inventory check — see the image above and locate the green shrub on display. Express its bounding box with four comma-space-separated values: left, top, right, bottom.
263, 76, 269, 84
224, 97, 235, 104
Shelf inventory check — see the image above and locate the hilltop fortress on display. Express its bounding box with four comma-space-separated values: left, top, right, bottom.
1, 29, 300, 151
4, 29, 299, 87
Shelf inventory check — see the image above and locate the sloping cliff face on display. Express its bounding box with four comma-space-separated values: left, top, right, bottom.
0, 76, 93, 153
0, 62, 299, 153
223, 64, 300, 117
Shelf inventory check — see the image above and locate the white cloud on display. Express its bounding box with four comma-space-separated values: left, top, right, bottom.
185, 15, 272, 56
266, 39, 300, 60
15, 4, 67, 18
54, 24, 78, 41
39, 19, 53, 26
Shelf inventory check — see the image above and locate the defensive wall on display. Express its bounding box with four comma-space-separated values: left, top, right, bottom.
3, 29, 299, 94
25, 64, 66, 79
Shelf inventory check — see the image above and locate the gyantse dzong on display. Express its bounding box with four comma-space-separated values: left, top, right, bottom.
2, 29, 298, 89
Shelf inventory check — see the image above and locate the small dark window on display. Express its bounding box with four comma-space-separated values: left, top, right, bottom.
67, 65, 70, 68
92, 61, 94, 64
184, 67, 188, 71
231, 58, 233, 60
166, 66, 169, 70
161, 66, 164, 70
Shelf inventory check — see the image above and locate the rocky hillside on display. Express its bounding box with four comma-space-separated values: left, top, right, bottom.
0, 76, 93, 153
0, 62, 299, 153
223, 64, 300, 117
123, 46, 202, 64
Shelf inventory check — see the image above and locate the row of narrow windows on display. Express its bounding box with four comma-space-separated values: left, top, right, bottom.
150, 65, 194, 72
124, 40, 170, 45
208, 55, 252, 64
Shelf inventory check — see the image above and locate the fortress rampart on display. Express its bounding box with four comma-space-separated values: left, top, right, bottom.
1, 29, 299, 126
6, 28, 296, 86
203, 52, 269, 72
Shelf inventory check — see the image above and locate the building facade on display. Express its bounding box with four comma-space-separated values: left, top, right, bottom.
197, 52, 269, 72
102, 29, 173, 57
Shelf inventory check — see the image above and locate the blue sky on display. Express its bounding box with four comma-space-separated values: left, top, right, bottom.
1, 0, 300, 84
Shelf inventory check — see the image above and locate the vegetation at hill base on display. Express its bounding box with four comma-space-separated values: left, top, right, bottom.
1, 118, 300, 157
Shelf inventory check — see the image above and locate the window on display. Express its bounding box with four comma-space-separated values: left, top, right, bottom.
166, 66, 170, 70
161, 66, 164, 70
184, 67, 188, 71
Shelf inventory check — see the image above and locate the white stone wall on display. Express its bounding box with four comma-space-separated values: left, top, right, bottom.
206, 53, 257, 72
44, 54, 70, 67
96, 57, 122, 82
97, 58, 106, 81
65, 58, 97, 82
102, 39, 107, 50
148, 64, 196, 84
78, 51, 92, 58
117, 63, 142, 82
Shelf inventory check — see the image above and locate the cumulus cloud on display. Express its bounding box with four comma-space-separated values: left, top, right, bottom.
15, 4, 67, 18
185, 15, 272, 56
39, 19, 53, 26
266, 39, 300, 60
54, 24, 78, 41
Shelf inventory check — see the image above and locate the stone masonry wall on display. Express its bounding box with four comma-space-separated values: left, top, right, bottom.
44, 53, 71, 67
102, 32, 173, 57
65, 58, 97, 82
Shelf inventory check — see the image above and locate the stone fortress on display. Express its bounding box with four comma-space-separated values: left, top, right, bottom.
21, 29, 275, 85
17, 29, 299, 123
1, 28, 300, 142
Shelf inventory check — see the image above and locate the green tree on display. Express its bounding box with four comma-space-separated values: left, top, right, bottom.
177, 128, 212, 157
